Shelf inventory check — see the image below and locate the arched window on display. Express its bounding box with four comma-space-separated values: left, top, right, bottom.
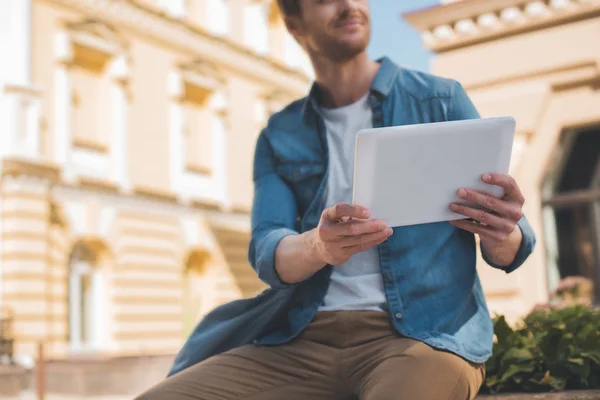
182, 249, 211, 337
68, 242, 107, 352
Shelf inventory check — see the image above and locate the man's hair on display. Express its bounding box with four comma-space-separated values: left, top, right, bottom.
277, 0, 301, 17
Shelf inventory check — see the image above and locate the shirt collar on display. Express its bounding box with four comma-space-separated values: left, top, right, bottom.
301, 56, 399, 119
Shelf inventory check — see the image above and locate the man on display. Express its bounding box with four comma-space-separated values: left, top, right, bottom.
138, 0, 536, 399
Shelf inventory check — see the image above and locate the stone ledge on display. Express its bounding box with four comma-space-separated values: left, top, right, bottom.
478, 390, 600, 399
0, 365, 32, 397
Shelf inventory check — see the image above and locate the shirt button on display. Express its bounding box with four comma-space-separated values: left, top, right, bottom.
384, 273, 393, 281
395, 312, 403, 319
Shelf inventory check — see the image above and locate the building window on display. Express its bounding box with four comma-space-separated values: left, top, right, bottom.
70, 43, 111, 153
54, 21, 130, 187
68, 242, 107, 352
208, 0, 230, 36
168, 60, 228, 204
245, 1, 270, 55
542, 127, 600, 304
182, 83, 213, 175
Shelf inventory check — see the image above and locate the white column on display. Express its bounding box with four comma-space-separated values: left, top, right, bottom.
284, 33, 300, 69
169, 103, 184, 195
209, 92, 229, 205
54, 32, 73, 176
110, 63, 130, 191
208, 0, 230, 36
91, 269, 106, 350
0, 86, 42, 159
213, 114, 228, 204
245, 3, 269, 55
69, 271, 82, 351
0, 0, 40, 162
168, 71, 185, 196
0, 0, 32, 86
158, 0, 185, 18
26, 96, 41, 156
1, 92, 19, 158
55, 65, 73, 177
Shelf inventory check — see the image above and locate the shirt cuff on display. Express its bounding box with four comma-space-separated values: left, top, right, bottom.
254, 227, 299, 290
481, 216, 536, 274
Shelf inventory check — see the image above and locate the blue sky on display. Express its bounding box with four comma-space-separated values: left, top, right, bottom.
367, 0, 439, 73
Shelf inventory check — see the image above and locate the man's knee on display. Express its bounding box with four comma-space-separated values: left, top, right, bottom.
414, 348, 484, 399
449, 361, 485, 400
363, 342, 484, 400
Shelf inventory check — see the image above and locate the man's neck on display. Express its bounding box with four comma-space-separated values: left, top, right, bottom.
312, 52, 379, 109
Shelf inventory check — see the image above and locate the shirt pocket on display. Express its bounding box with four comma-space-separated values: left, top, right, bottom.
276, 162, 325, 183
276, 162, 326, 217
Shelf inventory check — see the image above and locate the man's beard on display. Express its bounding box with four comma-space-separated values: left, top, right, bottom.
313, 31, 370, 63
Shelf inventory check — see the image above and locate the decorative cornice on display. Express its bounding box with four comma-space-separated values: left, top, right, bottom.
64, 18, 130, 52
77, 177, 120, 193
186, 164, 213, 176
190, 199, 221, 211
2, 84, 43, 98
2, 158, 61, 182
72, 137, 109, 153
51, 180, 250, 224
463, 59, 599, 90
133, 185, 178, 202
47, 0, 310, 95
230, 204, 252, 215
404, 0, 600, 52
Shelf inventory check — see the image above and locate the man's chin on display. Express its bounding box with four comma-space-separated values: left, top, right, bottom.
331, 42, 369, 62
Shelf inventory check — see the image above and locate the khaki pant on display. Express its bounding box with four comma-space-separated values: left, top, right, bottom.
137, 311, 485, 400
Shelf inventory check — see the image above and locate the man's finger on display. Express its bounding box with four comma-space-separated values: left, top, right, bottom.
482, 174, 525, 205
455, 188, 510, 216
335, 219, 388, 237
449, 219, 506, 242
449, 203, 515, 233
324, 203, 370, 221
341, 227, 393, 247
344, 233, 390, 254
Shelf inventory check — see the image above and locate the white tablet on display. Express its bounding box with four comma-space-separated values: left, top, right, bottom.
352, 116, 516, 227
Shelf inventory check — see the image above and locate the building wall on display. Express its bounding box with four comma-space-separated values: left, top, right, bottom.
0, 0, 312, 363
405, 0, 600, 322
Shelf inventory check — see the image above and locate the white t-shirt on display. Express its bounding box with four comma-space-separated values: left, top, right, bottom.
317, 94, 387, 312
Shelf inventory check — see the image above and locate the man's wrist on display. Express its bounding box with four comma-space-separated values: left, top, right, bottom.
302, 229, 327, 272
481, 227, 523, 267
274, 230, 327, 285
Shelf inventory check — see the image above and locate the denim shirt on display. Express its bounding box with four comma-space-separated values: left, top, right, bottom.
168, 57, 536, 377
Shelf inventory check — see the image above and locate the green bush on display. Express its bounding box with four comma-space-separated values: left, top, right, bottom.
481, 305, 600, 394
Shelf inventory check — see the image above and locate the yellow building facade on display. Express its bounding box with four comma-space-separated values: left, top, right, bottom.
406, 0, 600, 320
0, 0, 312, 371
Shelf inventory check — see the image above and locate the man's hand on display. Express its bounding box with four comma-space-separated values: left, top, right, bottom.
449, 173, 524, 266
310, 203, 393, 266
274, 203, 392, 285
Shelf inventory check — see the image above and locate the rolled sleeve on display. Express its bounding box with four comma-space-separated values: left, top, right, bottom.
248, 129, 302, 290
251, 227, 299, 290
481, 215, 537, 273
